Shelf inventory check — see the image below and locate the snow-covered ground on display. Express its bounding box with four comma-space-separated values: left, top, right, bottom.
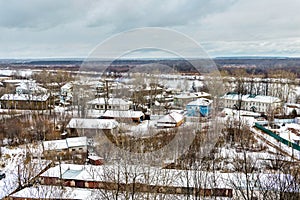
0, 144, 50, 199
251, 127, 300, 160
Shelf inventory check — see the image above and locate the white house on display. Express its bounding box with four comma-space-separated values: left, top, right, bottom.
87, 98, 132, 111
221, 93, 282, 113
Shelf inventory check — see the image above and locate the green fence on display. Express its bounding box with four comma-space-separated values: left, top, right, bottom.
254, 123, 300, 151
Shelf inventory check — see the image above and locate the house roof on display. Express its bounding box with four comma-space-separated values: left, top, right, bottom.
40, 163, 299, 192
66, 118, 118, 130
187, 98, 212, 106
157, 111, 184, 124
102, 110, 144, 119
61, 82, 73, 90
0, 93, 50, 101
87, 98, 131, 106
174, 93, 197, 99
221, 93, 281, 103
43, 136, 87, 151
16, 81, 47, 93
43, 139, 68, 151
66, 136, 88, 148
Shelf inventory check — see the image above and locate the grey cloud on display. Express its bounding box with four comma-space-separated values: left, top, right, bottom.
0, 0, 90, 29
85, 0, 236, 31
198, 0, 300, 41
0, 0, 300, 58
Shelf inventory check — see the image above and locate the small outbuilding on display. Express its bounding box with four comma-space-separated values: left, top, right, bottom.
156, 111, 184, 128
88, 156, 105, 166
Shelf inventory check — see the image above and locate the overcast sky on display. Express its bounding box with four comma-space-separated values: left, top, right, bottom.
0, 0, 300, 59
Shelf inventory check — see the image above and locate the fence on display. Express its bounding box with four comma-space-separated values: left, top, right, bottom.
254, 123, 300, 151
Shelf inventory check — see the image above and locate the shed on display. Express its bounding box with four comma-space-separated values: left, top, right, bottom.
88, 156, 105, 165
157, 111, 184, 128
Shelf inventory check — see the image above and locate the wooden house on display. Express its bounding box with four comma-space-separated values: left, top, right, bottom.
42, 136, 87, 163
0, 93, 51, 110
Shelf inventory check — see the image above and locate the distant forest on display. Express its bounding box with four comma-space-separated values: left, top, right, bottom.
1, 57, 300, 77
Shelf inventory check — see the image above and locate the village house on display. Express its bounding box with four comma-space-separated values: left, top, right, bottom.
101, 110, 145, 123
60, 82, 73, 104
221, 93, 282, 113
0, 79, 51, 110
173, 92, 211, 109
156, 111, 184, 128
186, 98, 213, 117
66, 118, 119, 137
42, 136, 88, 163
0, 93, 50, 110
87, 97, 132, 111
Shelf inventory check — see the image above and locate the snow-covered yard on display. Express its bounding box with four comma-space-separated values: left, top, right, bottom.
0, 144, 50, 199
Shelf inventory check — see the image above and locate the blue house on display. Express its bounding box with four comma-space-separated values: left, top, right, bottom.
186, 98, 212, 117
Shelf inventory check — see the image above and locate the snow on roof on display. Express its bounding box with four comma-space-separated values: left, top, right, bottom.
103, 110, 144, 119
61, 82, 73, 89
222, 93, 281, 103
9, 185, 214, 199
157, 111, 184, 124
2, 79, 32, 83
43, 137, 87, 151
187, 98, 212, 106
43, 139, 68, 151
66, 136, 87, 148
16, 81, 47, 93
40, 164, 299, 192
10, 185, 93, 199
174, 93, 197, 99
66, 118, 118, 129
88, 155, 104, 160
87, 98, 131, 105
222, 108, 261, 117
194, 92, 211, 97
0, 93, 50, 101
